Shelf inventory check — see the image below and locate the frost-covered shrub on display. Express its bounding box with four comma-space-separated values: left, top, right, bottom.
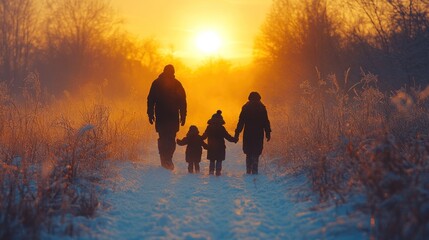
346, 135, 429, 239
270, 69, 429, 238
0, 73, 146, 238
49, 122, 109, 216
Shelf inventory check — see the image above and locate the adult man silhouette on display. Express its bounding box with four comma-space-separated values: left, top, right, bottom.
147, 64, 187, 170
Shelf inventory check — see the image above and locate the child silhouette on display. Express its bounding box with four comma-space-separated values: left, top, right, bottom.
177, 125, 207, 173
202, 110, 237, 176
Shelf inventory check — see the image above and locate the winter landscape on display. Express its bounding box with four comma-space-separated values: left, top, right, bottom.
1, 0, 429, 239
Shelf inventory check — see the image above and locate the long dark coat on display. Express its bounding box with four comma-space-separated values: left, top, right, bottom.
177, 135, 207, 163
235, 100, 271, 155
147, 72, 187, 134
202, 123, 235, 161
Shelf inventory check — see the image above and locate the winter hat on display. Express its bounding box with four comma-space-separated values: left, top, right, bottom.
208, 110, 225, 125
163, 64, 175, 75
248, 91, 261, 101
187, 125, 199, 136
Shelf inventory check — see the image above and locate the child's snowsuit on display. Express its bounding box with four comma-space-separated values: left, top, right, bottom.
177, 125, 207, 173
202, 110, 236, 176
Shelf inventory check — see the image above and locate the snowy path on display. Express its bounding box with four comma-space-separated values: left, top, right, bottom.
91, 143, 368, 240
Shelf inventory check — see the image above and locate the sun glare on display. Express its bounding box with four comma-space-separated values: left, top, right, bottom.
195, 30, 222, 55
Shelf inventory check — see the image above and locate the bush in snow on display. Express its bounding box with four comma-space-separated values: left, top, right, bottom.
0, 73, 148, 238
346, 134, 429, 239
267, 69, 429, 239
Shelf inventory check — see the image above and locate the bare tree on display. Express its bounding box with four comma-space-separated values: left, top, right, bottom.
256, 0, 429, 95
388, 0, 429, 83
254, 0, 343, 100
348, 0, 429, 86
348, 0, 429, 51
44, 0, 119, 59
0, 0, 38, 87
38, 0, 166, 96
41, 0, 121, 90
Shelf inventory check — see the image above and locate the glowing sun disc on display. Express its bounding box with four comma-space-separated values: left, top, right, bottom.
195, 31, 222, 54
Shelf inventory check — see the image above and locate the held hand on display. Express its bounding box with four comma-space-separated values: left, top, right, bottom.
234, 132, 239, 139
149, 115, 155, 125
180, 117, 186, 126
266, 132, 271, 142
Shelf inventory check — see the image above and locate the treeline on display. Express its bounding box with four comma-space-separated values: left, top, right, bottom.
0, 3, 161, 236
257, 1, 429, 238
0, 0, 163, 96
255, 0, 429, 101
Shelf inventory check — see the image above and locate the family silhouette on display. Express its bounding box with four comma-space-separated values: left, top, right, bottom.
147, 64, 271, 175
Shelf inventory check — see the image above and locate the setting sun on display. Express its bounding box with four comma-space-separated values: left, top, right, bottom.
110, 0, 273, 66
195, 30, 222, 55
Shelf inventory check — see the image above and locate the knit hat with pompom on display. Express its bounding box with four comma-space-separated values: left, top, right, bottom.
208, 110, 225, 125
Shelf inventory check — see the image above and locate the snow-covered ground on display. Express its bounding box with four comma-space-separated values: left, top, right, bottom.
80, 143, 369, 239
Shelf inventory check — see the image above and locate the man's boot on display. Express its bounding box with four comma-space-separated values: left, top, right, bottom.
165, 158, 174, 170
158, 137, 174, 170
160, 159, 174, 170
188, 163, 193, 173
251, 155, 259, 174
160, 154, 167, 169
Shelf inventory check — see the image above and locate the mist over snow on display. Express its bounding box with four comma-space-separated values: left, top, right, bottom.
64, 143, 369, 240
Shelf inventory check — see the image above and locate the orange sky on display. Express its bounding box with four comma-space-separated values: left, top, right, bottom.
112, 0, 272, 66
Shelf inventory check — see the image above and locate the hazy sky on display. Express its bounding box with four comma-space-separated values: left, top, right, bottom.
111, 0, 272, 66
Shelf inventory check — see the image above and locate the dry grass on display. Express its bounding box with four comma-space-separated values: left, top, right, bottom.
0, 73, 149, 238
267, 69, 429, 239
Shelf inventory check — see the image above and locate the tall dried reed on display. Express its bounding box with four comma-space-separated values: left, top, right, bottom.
268, 69, 429, 238
0, 73, 148, 238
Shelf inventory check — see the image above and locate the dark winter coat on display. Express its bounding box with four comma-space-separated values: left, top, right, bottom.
235, 100, 271, 155
202, 123, 236, 161
147, 72, 187, 133
177, 135, 207, 163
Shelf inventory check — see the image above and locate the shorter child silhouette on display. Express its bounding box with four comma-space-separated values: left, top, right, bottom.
177, 125, 208, 173
202, 110, 237, 176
